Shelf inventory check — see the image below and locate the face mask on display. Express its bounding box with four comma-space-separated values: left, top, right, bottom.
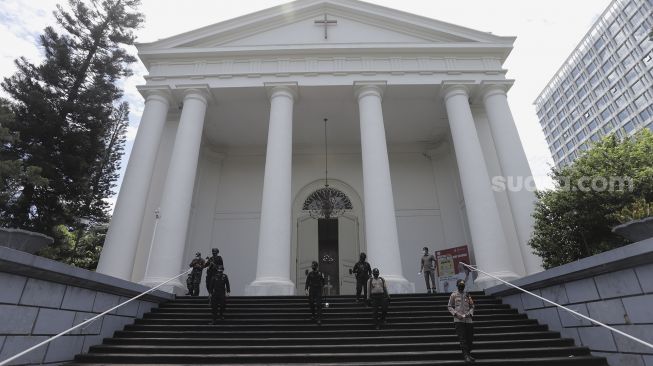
457, 284, 465, 291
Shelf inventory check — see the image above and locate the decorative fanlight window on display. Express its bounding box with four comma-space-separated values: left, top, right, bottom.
303, 187, 353, 219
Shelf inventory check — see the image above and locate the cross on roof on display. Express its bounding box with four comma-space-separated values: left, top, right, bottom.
314, 14, 337, 40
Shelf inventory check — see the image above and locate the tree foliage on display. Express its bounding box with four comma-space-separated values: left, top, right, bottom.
0, 0, 142, 269
0, 98, 49, 216
529, 129, 653, 269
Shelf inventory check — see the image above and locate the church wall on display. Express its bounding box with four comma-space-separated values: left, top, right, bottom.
184, 145, 468, 295
209, 154, 265, 297
472, 108, 527, 276
389, 151, 444, 293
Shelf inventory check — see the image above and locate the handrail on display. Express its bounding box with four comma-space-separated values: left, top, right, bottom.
0, 268, 192, 366
460, 262, 653, 351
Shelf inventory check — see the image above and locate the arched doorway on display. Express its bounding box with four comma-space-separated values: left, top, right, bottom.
293, 181, 364, 295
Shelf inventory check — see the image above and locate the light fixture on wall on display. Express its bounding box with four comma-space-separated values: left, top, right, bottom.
304, 118, 351, 220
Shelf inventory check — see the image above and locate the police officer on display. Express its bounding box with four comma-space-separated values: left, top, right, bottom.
209, 265, 230, 324
448, 279, 475, 363
350, 252, 371, 303
186, 252, 205, 296
367, 268, 390, 329
305, 261, 325, 324
204, 248, 224, 294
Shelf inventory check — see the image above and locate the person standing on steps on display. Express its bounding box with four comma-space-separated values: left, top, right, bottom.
350, 252, 371, 303
367, 268, 390, 329
418, 246, 437, 294
204, 248, 224, 294
305, 261, 325, 325
209, 265, 230, 324
448, 279, 475, 363
185, 252, 205, 296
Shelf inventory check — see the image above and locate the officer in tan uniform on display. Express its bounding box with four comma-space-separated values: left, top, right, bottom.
448, 279, 475, 363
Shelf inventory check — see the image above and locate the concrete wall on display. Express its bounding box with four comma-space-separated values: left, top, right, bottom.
0, 246, 172, 365
486, 238, 653, 366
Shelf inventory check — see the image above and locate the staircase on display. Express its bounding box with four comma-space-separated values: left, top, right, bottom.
69, 293, 608, 365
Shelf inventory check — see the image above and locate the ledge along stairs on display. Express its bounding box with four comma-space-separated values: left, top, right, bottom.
68, 292, 608, 365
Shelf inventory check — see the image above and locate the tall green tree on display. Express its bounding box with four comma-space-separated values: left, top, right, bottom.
1, 0, 142, 267
529, 129, 653, 268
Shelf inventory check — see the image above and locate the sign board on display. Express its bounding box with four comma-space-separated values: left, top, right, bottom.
435, 245, 473, 293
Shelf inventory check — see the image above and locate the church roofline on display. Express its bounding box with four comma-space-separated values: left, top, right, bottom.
135, 0, 515, 67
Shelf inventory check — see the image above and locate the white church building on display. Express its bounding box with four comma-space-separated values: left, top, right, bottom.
96, 0, 542, 296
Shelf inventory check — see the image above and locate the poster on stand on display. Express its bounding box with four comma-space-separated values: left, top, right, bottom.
435, 245, 473, 293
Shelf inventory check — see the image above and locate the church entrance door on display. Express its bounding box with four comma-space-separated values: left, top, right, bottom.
296, 214, 359, 295
318, 219, 338, 294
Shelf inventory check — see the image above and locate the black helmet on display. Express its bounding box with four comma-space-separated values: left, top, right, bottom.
212, 248, 219, 254
311, 261, 319, 270
217, 265, 224, 273
372, 268, 380, 277
195, 251, 201, 257
359, 252, 367, 261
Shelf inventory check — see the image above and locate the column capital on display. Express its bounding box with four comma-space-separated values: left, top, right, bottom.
137, 85, 173, 106
353, 81, 387, 101
440, 82, 474, 102
265, 82, 299, 101
479, 80, 514, 102
175, 84, 212, 106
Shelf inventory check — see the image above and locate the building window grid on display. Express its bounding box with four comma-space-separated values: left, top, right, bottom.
536, 0, 653, 165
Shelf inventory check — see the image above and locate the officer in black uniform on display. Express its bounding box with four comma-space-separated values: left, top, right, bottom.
350, 252, 372, 303
204, 248, 224, 294
305, 261, 325, 324
185, 252, 205, 296
209, 265, 230, 324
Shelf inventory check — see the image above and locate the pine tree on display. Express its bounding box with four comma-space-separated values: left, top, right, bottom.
1, 0, 142, 266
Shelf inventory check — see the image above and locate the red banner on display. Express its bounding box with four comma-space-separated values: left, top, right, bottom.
435, 245, 471, 293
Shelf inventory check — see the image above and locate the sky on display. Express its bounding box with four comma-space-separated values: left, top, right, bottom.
0, 0, 614, 210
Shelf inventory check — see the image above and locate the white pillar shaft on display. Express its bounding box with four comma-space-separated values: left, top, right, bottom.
483, 87, 542, 274
142, 91, 207, 290
247, 86, 296, 295
444, 86, 519, 287
97, 93, 169, 280
356, 84, 411, 293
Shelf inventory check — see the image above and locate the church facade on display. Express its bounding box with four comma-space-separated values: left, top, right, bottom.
96, 0, 542, 296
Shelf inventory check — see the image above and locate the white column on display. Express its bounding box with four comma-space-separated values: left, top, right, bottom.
355, 82, 411, 294
443, 84, 519, 288
97, 90, 170, 280
482, 84, 543, 274
246, 84, 297, 296
141, 89, 208, 291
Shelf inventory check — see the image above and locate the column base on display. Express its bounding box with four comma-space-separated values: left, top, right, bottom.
139, 277, 185, 294
381, 275, 415, 294
245, 277, 296, 296
474, 270, 520, 289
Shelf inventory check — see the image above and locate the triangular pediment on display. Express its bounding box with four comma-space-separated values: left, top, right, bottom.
137, 0, 513, 54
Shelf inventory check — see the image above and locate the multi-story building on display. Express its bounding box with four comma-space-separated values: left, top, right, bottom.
535, 0, 653, 167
